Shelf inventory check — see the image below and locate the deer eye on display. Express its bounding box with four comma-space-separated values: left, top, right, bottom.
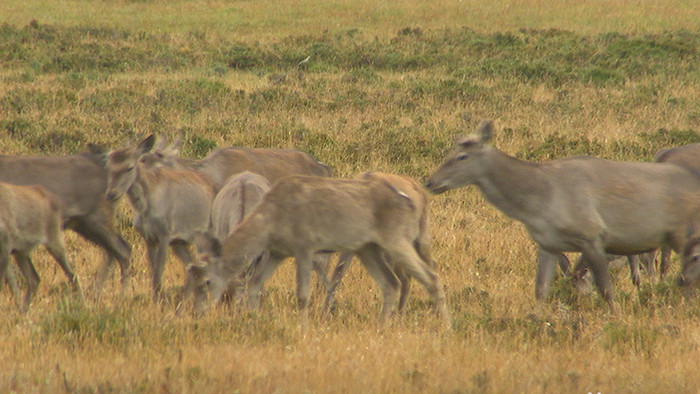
456, 153, 469, 161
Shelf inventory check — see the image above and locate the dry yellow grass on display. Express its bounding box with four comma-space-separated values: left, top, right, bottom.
1, 0, 700, 392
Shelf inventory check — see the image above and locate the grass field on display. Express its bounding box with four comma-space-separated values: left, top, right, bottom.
2, 1, 700, 392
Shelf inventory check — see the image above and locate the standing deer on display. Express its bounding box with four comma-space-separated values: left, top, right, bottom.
679, 232, 700, 287
643, 143, 700, 279
324, 171, 433, 313
0, 182, 84, 311
425, 120, 700, 311
139, 134, 331, 187
0, 146, 132, 293
189, 175, 451, 327
105, 136, 218, 301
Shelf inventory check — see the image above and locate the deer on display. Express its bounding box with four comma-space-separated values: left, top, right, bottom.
138, 133, 331, 187
571, 143, 700, 288
0, 182, 85, 311
638, 143, 700, 279
143, 134, 333, 293
188, 171, 272, 311
425, 120, 700, 312
323, 171, 433, 314
678, 231, 700, 287
104, 135, 218, 301
189, 175, 451, 328
0, 146, 132, 294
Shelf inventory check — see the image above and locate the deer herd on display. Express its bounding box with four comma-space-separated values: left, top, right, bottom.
2, 121, 700, 328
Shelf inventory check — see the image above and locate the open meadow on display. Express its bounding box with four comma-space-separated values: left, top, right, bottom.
2, 0, 700, 392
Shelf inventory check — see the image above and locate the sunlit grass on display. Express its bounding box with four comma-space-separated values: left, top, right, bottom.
2, 1, 700, 392
3, 0, 700, 40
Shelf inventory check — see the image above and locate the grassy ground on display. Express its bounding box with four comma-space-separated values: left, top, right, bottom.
2, 1, 700, 392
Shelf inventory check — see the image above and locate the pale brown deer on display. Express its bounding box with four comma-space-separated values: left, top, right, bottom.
190, 175, 451, 327
0, 182, 84, 311
0, 146, 131, 293
144, 134, 333, 295
189, 171, 272, 311
105, 136, 218, 301
643, 143, 700, 279
426, 120, 700, 311
139, 134, 331, 187
324, 171, 433, 313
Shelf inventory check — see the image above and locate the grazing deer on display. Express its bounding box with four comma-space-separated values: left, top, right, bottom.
0, 182, 84, 311
145, 135, 333, 295
0, 146, 131, 293
189, 175, 451, 327
425, 120, 700, 311
188, 171, 272, 311
324, 171, 433, 313
105, 136, 218, 301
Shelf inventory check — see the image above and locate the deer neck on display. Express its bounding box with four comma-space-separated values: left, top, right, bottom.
475, 148, 550, 222
126, 165, 153, 215
220, 212, 270, 274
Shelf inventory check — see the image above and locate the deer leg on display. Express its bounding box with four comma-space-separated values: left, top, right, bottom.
639, 250, 657, 279
170, 240, 197, 302
581, 240, 616, 313
557, 253, 572, 277
247, 253, 285, 310
396, 265, 412, 313
146, 239, 169, 302
384, 241, 450, 328
45, 236, 85, 305
535, 248, 560, 302
356, 245, 400, 325
14, 252, 40, 312
295, 251, 315, 324
311, 252, 331, 293
324, 251, 355, 313
3, 264, 22, 303
68, 216, 132, 291
0, 241, 10, 292
0, 243, 21, 305
659, 248, 672, 279
627, 255, 641, 289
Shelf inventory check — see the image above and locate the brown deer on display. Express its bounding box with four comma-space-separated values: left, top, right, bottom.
324, 171, 433, 313
144, 135, 333, 295
105, 136, 218, 301
642, 143, 700, 279
189, 171, 272, 311
0, 182, 84, 311
189, 175, 451, 327
426, 120, 700, 311
0, 146, 131, 293
139, 134, 331, 187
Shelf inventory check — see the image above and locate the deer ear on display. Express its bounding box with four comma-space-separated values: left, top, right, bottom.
87, 143, 108, 166
138, 135, 156, 155
476, 119, 494, 143
194, 232, 223, 258
153, 134, 169, 151
169, 131, 185, 155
